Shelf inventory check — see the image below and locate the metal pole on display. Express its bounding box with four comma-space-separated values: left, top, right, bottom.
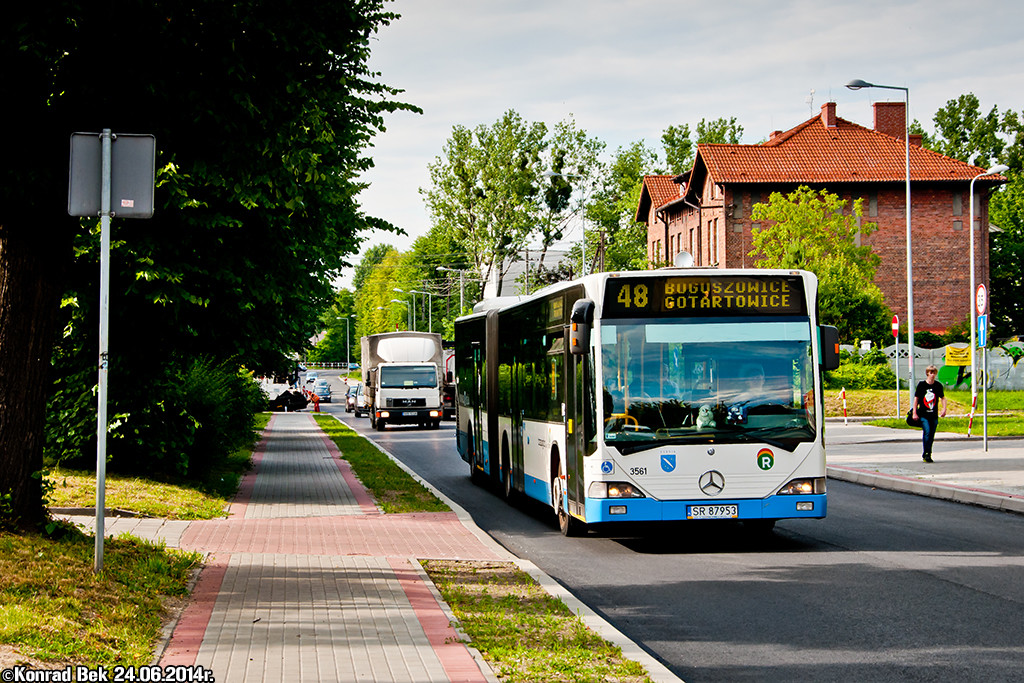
903, 87, 915, 408
983, 345, 989, 451
970, 173, 978, 419
895, 337, 900, 417
845, 80, 913, 401
95, 129, 112, 573
344, 317, 350, 371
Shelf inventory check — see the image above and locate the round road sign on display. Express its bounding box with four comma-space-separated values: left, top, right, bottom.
976, 284, 987, 315
891, 315, 899, 338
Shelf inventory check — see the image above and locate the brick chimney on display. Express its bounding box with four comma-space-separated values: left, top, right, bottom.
873, 101, 906, 140
821, 102, 837, 128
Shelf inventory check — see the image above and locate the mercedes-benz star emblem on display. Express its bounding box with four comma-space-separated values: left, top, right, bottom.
699, 470, 725, 496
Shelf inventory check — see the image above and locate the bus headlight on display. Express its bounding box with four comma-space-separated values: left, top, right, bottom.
777, 477, 826, 495
588, 482, 646, 499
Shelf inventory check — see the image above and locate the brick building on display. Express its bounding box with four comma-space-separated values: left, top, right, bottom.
636, 102, 1006, 332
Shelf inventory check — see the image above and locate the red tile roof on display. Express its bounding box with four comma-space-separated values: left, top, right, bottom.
693, 113, 999, 187
635, 175, 681, 220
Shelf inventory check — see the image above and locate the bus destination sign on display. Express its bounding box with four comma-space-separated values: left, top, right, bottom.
603, 275, 807, 318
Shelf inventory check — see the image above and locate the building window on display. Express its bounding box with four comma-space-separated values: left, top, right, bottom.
953, 220, 963, 232
953, 193, 962, 216
712, 219, 717, 264
869, 193, 878, 217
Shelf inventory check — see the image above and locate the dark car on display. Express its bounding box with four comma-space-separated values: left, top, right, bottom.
313, 380, 331, 403
345, 383, 362, 413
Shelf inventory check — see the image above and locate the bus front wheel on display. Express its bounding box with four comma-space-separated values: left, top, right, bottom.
552, 474, 583, 537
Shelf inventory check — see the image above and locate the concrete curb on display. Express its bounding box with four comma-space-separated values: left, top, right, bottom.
827, 465, 1024, 515
514, 558, 684, 683
330, 414, 685, 683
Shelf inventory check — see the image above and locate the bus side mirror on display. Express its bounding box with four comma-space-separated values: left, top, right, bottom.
569, 299, 595, 356
820, 325, 840, 370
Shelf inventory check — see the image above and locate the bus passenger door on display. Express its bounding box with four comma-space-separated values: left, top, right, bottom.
510, 350, 524, 491
565, 351, 586, 519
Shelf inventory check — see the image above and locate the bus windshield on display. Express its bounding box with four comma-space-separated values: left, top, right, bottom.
600, 318, 816, 453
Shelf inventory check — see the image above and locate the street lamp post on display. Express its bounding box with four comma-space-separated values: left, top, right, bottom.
393, 288, 415, 330
436, 266, 466, 314
846, 79, 914, 401
411, 289, 433, 333
343, 313, 356, 371
969, 164, 1009, 412
389, 298, 410, 329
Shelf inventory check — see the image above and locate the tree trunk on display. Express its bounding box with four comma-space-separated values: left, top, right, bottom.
0, 221, 67, 529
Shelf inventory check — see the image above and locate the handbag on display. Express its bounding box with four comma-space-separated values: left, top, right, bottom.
906, 410, 922, 428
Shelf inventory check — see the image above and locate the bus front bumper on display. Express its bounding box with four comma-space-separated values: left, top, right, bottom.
583, 494, 827, 524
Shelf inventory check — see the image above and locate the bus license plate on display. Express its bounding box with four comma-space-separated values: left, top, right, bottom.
687, 504, 738, 519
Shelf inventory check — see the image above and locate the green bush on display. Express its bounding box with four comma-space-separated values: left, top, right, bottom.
824, 348, 897, 389
47, 357, 266, 478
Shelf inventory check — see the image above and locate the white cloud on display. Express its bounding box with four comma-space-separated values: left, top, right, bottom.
341, 0, 1024, 288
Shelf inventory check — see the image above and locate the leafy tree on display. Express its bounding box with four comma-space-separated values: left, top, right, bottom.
585, 141, 660, 272
309, 289, 357, 365
353, 244, 401, 293
535, 117, 605, 274
406, 228, 473, 326
990, 172, 1024, 335
2, 1, 415, 527
661, 124, 694, 176
696, 117, 745, 146
915, 95, 1024, 336
927, 94, 1004, 167
661, 117, 745, 176
422, 110, 546, 295
750, 187, 891, 342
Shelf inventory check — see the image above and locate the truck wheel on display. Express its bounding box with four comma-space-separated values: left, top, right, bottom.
375, 418, 386, 431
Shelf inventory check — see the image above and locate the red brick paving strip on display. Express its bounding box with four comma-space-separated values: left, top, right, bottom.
316, 425, 381, 514
227, 414, 275, 517
161, 412, 501, 680
179, 513, 500, 559
389, 557, 490, 683
160, 553, 231, 666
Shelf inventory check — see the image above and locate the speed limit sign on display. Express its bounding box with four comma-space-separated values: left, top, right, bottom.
976, 284, 988, 315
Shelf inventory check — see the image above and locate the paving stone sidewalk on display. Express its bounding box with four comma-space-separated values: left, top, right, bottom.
63, 413, 500, 682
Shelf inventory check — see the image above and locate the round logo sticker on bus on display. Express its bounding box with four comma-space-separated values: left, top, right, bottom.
757, 448, 774, 471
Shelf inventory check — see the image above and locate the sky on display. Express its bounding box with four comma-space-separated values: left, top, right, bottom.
343, 0, 1024, 288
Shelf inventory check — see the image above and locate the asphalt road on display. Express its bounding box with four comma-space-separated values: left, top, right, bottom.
316, 373, 1024, 682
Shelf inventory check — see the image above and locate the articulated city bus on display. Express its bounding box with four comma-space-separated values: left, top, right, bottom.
454, 268, 840, 536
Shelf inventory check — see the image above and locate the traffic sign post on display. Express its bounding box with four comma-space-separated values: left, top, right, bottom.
69, 130, 155, 573
892, 315, 900, 416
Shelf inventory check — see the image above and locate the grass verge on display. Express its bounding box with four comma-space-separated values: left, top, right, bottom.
312, 414, 448, 513
43, 413, 269, 519
423, 560, 652, 683
865, 414, 1024, 436
825, 388, 1024, 435
0, 527, 201, 666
